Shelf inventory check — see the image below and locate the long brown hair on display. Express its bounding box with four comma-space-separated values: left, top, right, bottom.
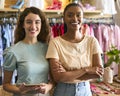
14, 7, 51, 44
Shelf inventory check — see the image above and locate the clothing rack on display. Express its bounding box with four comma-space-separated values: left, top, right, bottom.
83, 16, 114, 25
0, 9, 22, 22
48, 17, 63, 25
0, 12, 18, 17
0, 18, 17, 25
0, 13, 18, 25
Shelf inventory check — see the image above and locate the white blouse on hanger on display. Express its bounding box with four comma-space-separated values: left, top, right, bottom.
117, 0, 120, 10
26, 0, 44, 10
94, 0, 117, 15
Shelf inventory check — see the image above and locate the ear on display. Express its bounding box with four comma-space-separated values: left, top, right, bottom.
63, 16, 65, 23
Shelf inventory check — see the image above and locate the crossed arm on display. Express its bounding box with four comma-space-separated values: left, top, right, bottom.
49, 53, 104, 83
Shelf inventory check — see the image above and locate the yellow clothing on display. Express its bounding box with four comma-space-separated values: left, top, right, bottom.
60, 0, 71, 9
46, 36, 102, 71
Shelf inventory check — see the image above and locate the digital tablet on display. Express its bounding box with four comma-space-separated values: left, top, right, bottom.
16, 84, 40, 87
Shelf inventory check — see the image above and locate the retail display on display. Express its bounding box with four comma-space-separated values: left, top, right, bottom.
26, 0, 44, 10
11, 0, 24, 9
0, 0, 5, 9
0, 0, 120, 96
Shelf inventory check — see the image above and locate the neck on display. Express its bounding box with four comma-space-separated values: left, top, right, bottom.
22, 38, 38, 44
62, 31, 84, 43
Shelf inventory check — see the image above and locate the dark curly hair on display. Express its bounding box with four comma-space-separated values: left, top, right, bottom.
14, 7, 51, 44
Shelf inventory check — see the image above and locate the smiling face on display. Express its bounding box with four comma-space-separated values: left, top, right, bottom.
23, 13, 41, 39
64, 5, 83, 32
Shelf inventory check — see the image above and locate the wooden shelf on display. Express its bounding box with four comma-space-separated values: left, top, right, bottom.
0, 8, 101, 14
0, 8, 112, 19
43, 9, 63, 14
0, 8, 24, 12
44, 9, 102, 15
84, 10, 101, 14
84, 14, 112, 18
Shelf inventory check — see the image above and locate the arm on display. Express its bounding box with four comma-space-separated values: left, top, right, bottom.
3, 70, 21, 94
79, 36, 104, 80
3, 70, 35, 95
80, 53, 104, 80
49, 54, 104, 82
49, 58, 87, 83
93, 53, 103, 68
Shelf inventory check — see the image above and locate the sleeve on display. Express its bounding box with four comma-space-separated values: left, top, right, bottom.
3, 48, 17, 71
46, 39, 59, 60
92, 37, 103, 54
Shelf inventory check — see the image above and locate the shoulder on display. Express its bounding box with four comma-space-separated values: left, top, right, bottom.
85, 35, 96, 40
50, 37, 60, 42
3, 41, 25, 57
4, 42, 21, 53
39, 41, 48, 50
49, 36, 61, 44
84, 35, 97, 42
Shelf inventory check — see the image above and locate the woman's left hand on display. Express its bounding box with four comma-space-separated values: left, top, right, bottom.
86, 66, 104, 77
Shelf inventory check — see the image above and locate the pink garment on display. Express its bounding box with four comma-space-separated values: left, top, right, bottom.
110, 24, 120, 75
51, 23, 64, 37
113, 24, 120, 50
108, 25, 115, 48
85, 24, 94, 37
85, 24, 91, 36
104, 25, 111, 50
86, 23, 120, 75
89, 24, 95, 37
93, 24, 103, 51
51, 24, 57, 37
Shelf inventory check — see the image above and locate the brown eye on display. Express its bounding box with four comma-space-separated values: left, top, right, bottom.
67, 13, 73, 18
25, 20, 32, 24
35, 21, 41, 24
77, 14, 81, 18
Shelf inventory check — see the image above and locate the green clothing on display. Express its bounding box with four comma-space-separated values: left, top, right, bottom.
3, 41, 49, 85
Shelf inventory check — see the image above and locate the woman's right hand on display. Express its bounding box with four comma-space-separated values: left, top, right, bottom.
18, 83, 36, 95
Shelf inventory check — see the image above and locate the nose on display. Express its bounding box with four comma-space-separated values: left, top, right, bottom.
31, 22, 36, 29
72, 15, 78, 21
